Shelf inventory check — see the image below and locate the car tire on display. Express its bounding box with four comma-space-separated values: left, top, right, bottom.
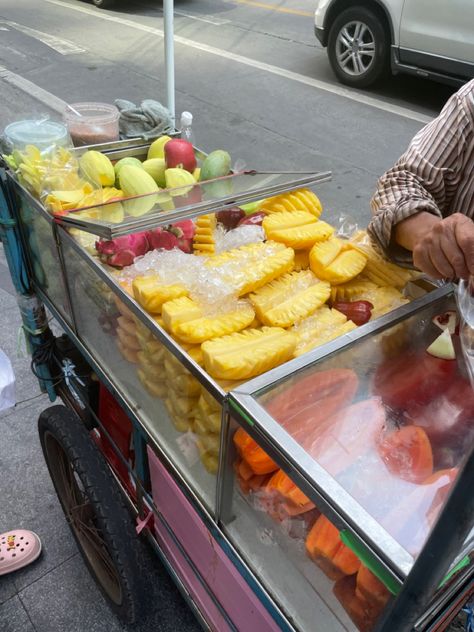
327, 7, 390, 88
38, 405, 153, 624
92, 0, 116, 8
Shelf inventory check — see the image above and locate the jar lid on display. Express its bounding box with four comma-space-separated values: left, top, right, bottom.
4, 120, 69, 150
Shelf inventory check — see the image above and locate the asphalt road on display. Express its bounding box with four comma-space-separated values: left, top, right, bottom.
0, 1, 467, 631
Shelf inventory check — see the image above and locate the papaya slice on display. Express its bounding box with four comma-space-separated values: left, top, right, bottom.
233, 428, 278, 475
378, 425, 433, 483
355, 565, 391, 608
306, 515, 360, 580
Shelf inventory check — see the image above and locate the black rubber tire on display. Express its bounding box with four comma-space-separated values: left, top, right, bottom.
92, 0, 117, 8
327, 6, 390, 88
38, 405, 150, 625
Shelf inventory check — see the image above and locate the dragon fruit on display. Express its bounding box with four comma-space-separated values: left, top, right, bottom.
95, 232, 150, 268
96, 220, 196, 268
147, 220, 195, 254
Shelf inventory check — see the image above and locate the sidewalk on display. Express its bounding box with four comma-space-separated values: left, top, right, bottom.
0, 245, 199, 632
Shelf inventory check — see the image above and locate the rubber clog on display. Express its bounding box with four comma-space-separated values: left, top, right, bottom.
0, 530, 42, 576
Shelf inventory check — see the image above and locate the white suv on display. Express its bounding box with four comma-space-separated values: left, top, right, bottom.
314, 0, 474, 88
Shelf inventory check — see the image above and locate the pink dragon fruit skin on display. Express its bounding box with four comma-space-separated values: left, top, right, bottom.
173, 220, 195, 240
147, 227, 179, 251
95, 232, 150, 268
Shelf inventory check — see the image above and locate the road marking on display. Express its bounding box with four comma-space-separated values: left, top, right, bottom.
44, 0, 432, 124
174, 10, 230, 25
225, 0, 313, 18
0, 20, 85, 55
0, 64, 68, 114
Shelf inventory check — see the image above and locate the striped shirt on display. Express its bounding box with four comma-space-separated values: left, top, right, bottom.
368, 79, 474, 264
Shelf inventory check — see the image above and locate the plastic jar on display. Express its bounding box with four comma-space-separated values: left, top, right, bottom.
64, 102, 120, 147
4, 119, 69, 152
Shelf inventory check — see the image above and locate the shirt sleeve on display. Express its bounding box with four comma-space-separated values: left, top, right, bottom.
368, 87, 472, 264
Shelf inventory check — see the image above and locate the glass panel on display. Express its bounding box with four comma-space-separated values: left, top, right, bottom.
254, 293, 473, 560
59, 233, 217, 512
58, 171, 324, 235
225, 421, 392, 632
15, 191, 72, 324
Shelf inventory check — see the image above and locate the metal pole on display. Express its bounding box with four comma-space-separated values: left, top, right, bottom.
376, 445, 474, 632
163, 0, 175, 125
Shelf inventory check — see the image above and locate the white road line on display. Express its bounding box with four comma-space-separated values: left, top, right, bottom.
45, 0, 432, 124
1, 20, 86, 55
0, 65, 68, 114
174, 10, 230, 26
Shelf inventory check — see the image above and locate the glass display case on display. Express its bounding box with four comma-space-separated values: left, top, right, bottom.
226, 285, 474, 631
4, 136, 471, 632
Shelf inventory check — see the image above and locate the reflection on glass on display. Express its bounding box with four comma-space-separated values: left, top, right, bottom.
59, 235, 217, 511
256, 295, 473, 560
58, 171, 319, 230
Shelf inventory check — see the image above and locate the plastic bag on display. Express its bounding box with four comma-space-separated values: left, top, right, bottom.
0, 348, 16, 412
457, 276, 474, 386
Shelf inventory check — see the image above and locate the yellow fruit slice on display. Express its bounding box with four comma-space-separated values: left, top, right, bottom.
132, 276, 188, 314
173, 303, 255, 344
330, 278, 378, 302
206, 241, 295, 296
193, 214, 217, 255
317, 250, 367, 285
162, 296, 204, 334
309, 237, 343, 276
260, 188, 323, 218
202, 326, 296, 380
249, 271, 330, 327
293, 249, 311, 271
263, 211, 334, 249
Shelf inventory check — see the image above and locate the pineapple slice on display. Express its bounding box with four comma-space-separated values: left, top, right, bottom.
317, 250, 367, 285
206, 241, 295, 296
294, 320, 357, 357
260, 188, 323, 218
174, 303, 255, 344
202, 326, 297, 380
309, 237, 343, 276
249, 271, 330, 327
137, 369, 167, 398
291, 305, 349, 356
263, 211, 334, 249
162, 296, 204, 334
330, 278, 378, 302
350, 233, 416, 288
193, 214, 217, 255
163, 296, 255, 343
293, 249, 311, 271
132, 275, 187, 314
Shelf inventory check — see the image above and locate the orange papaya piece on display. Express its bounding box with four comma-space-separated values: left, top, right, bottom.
378, 425, 433, 483
233, 428, 278, 475
306, 514, 360, 579
355, 565, 391, 608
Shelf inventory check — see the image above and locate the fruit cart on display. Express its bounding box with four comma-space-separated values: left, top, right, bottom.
0, 135, 472, 632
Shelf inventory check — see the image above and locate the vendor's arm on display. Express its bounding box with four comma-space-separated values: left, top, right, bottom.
368, 82, 473, 269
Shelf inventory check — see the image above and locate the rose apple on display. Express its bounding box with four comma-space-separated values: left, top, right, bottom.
164, 139, 196, 173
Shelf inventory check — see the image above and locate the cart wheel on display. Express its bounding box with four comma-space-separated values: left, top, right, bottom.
38, 405, 150, 624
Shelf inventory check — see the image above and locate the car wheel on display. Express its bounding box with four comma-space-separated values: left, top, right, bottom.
327, 7, 389, 88
92, 0, 116, 8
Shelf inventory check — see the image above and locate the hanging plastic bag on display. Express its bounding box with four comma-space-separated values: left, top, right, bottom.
0, 348, 16, 412
457, 276, 474, 386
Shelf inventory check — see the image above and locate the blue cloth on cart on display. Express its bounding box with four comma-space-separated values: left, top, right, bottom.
463, 603, 474, 631
114, 99, 174, 140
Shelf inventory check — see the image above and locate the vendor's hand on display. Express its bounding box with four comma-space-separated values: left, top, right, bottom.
411, 213, 474, 280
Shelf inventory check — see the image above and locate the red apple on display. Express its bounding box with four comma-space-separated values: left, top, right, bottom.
216, 207, 246, 229
164, 139, 196, 173
238, 211, 265, 227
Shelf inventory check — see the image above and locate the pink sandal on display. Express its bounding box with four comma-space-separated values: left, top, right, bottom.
0, 530, 42, 576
